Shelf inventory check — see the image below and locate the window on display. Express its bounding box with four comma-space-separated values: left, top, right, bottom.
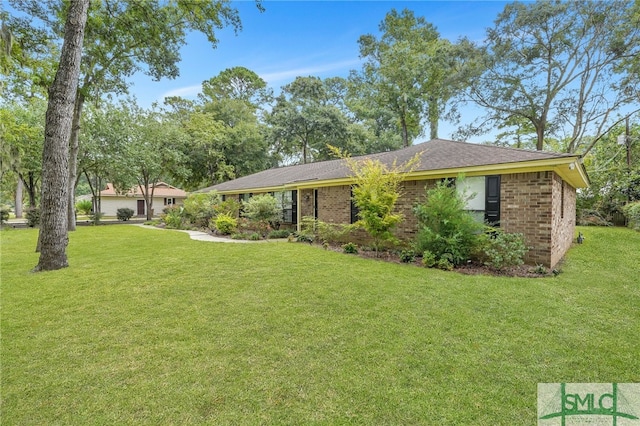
456, 176, 485, 223
164, 197, 174, 206
273, 190, 298, 224
238, 193, 252, 213
455, 175, 500, 225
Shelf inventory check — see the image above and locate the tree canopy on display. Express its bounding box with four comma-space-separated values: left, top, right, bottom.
460, 0, 640, 153
351, 9, 468, 147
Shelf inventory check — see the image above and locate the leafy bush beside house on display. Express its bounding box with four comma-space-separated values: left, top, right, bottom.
213, 198, 241, 218
481, 230, 528, 271
182, 191, 221, 228
161, 206, 184, 229
116, 208, 134, 221
213, 213, 237, 235
413, 180, 528, 270
0, 207, 10, 223
298, 216, 351, 245
413, 179, 483, 266
75, 199, 93, 215
241, 194, 281, 237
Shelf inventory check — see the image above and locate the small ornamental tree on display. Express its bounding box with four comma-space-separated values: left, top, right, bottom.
331, 145, 420, 254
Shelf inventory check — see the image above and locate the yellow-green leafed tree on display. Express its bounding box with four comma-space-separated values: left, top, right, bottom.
332, 145, 420, 255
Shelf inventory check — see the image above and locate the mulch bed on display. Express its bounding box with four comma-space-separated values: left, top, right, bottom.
323, 243, 557, 278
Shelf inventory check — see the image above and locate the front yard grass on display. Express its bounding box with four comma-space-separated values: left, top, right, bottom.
1, 225, 638, 425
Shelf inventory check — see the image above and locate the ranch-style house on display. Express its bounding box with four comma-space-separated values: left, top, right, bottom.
200, 139, 589, 268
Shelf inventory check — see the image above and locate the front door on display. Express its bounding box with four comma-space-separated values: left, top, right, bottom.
137, 200, 145, 216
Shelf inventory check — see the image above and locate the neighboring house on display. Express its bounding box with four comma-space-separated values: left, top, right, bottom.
200, 139, 589, 267
98, 182, 187, 217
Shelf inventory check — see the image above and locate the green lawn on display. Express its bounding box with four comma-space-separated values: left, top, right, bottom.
1, 225, 639, 425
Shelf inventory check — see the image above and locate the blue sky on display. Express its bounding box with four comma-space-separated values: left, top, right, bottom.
129, 1, 511, 141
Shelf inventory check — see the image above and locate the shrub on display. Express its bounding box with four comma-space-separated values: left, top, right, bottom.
298, 216, 318, 243
317, 221, 349, 244
298, 216, 349, 244
162, 206, 184, 229
482, 230, 528, 271
89, 211, 104, 225
268, 229, 291, 239
213, 213, 237, 235
436, 257, 454, 271
75, 199, 93, 215
295, 233, 314, 243
342, 242, 358, 254
242, 194, 281, 235
182, 191, 220, 228
26, 208, 40, 227
531, 264, 547, 275
622, 201, 640, 231
116, 208, 134, 221
248, 232, 261, 241
213, 199, 241, 217
400, 249, 416, 263
0, 207, 10, 223
421, 250, 437, 268
413, 179, 483, 266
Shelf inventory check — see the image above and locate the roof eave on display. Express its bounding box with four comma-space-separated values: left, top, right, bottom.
211, 157, 589, 194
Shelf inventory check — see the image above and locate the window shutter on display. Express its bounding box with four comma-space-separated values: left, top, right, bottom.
485, 175, 501, 226
350, 186, 359, 224
291, 190, 298, 225
314, 189, 318, 219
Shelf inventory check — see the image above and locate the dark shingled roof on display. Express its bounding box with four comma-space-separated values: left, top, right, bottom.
200, 139, 579, 193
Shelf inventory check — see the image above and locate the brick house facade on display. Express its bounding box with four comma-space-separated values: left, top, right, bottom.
201, 139, 589, 268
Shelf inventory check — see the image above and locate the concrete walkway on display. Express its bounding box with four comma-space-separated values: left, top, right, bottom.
132, 223, 277, 243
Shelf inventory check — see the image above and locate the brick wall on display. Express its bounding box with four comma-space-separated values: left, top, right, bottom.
223, 170, 575, 267
299, 189, 314, 219
550, 173, 576, 267
317, 185, 351, 224
500, 171, 556, 267
395, 179, 435, 239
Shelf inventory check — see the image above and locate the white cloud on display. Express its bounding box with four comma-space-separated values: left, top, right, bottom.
259, 59, 362, 84
158, 84, 203, 101
154, 59, 362, 103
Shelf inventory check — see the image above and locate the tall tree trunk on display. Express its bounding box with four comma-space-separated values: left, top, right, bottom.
34, 0, 89, 272
22, 171, 37, 208
15, 177, 23, 218
428, 98, 439, 140
139, 177, 156, 221
400, 116, 409, 148
67, 92, 85, 231
302, 141, 308, 164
